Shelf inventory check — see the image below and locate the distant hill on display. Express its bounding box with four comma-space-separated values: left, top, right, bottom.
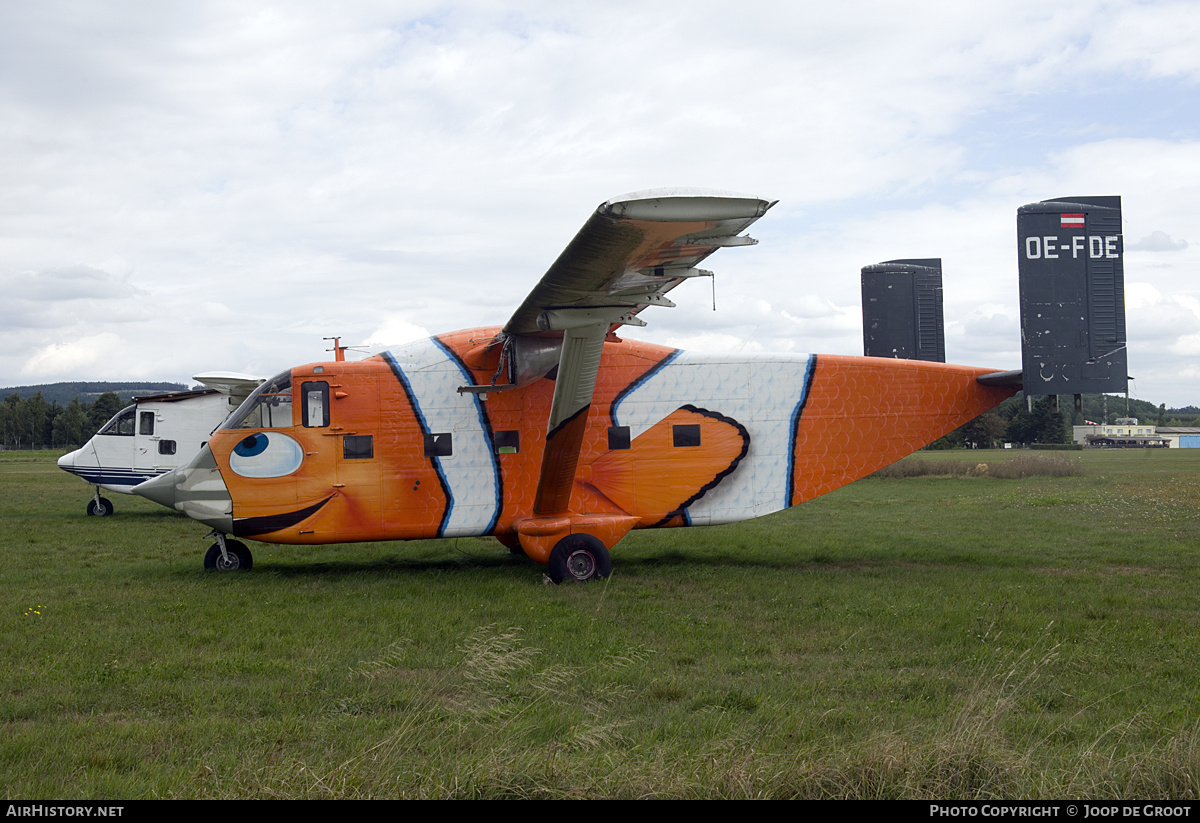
0, 381, 189, 406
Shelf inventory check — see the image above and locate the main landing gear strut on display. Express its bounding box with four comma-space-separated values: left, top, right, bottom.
203, 531, 253, 571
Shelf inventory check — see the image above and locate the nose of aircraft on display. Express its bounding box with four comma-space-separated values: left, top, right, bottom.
132, 470, 177, 509
132, 445, 234, 533
57, 445, 92, 478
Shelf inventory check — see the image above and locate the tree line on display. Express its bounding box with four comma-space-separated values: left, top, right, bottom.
931, 392, 1198, 450
0, 391, 127, 450
0, 381, 186, 406
934, 396, 1072, 449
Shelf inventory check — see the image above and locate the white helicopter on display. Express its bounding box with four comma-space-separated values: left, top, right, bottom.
58, 372, 263, 516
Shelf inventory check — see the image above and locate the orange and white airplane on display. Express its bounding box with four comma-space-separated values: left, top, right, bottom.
133, 189, 1125, 582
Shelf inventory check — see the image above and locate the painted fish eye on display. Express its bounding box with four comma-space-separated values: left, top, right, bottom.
234, 433, 269, 457
228, 432, 303, 478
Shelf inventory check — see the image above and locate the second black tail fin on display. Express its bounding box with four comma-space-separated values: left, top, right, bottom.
861, 258, 945, 362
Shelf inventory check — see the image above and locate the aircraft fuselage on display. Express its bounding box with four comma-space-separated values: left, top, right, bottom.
137, 327, 1015, 563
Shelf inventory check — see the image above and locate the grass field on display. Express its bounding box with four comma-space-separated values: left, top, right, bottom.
3, 448, 1200, 798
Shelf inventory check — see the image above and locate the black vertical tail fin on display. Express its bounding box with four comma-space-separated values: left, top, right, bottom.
861, 258, 945, 362
1016, 196, 1128, 399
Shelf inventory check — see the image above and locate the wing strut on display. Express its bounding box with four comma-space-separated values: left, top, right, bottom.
533, 319, 610, 515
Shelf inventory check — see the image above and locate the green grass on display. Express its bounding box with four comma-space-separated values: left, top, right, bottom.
3, 448, 1200, 798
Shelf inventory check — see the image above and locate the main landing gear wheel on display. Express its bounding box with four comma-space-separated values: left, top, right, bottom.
547, 534, 612, 584
86, 497, 113, 517
204, 540, 253, 571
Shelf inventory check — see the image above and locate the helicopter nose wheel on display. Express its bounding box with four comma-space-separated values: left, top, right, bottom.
86, 496, 114, 517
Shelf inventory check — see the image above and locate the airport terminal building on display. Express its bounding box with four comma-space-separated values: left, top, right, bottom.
1072, 418, 1198, 448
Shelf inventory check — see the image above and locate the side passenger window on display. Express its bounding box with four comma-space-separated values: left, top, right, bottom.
673, 424, 701, 447
343, 435, 373, 459
608, 426, 631, 450
424, 433, 452, 457
494, 430, 519, 454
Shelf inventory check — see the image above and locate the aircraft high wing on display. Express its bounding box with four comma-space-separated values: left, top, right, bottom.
503, 188, 774, 336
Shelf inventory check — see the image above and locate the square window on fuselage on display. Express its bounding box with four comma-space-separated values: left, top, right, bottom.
424, 432, 452, 457
494, 430, 519, 454
343, 434, 373, 459
673, 424, 701, 447
608, 426, 631, 450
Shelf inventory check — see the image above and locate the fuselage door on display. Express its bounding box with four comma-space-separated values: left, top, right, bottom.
325, 374, 383, 538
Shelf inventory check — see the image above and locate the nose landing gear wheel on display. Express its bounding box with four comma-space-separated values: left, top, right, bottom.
86, 497, 113, 517
204, 540, 253, 571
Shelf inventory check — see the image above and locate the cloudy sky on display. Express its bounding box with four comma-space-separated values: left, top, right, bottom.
2, 1, 1198, 406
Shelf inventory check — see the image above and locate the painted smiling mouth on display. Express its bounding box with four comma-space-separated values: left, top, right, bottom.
233, 497, 334, 537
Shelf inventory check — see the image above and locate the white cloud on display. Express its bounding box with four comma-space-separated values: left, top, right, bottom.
362, 317, 431, 349
1, 1, 1199, 406
20, 333, 124, 377
1125, 282, 1162, 310
1129, 231, 1188, 252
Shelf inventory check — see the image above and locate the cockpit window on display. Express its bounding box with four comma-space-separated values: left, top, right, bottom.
97, 405, 136, 436
224, 370, 294, 429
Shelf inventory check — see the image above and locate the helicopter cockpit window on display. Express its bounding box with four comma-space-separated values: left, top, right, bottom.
97, 405, 136, 436
224, 370, 294, 430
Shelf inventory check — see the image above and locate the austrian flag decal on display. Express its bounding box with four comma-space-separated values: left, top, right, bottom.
1060, 213, 1085, 229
